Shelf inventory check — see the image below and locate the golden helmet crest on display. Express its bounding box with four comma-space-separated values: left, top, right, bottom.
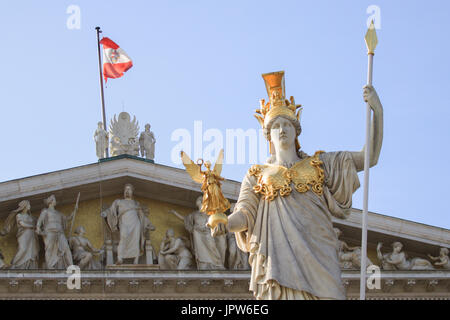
254, 71, 302, 129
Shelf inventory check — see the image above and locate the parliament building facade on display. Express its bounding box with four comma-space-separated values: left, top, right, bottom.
0, 155, 448, 300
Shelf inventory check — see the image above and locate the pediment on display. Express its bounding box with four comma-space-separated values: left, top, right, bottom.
0, 155, 241, 218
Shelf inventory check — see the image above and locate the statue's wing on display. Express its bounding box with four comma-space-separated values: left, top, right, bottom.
129, 116, 140, 139
180, 151, 203, 184
109, 114, 119, 139
213, 149, 224, 176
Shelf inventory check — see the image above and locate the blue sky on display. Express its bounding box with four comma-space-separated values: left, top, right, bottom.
0, 1, 449, 229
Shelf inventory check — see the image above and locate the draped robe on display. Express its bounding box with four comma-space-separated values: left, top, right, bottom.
233, 151, 360, 300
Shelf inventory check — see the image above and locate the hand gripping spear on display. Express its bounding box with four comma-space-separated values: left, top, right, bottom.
360, 20, 378, 300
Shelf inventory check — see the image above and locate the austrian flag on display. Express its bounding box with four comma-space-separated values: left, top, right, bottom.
100, 37, 133, 81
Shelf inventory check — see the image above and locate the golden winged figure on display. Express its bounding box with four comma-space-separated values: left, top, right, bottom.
180, 149, 230, 228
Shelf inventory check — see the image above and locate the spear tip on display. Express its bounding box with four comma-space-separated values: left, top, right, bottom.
365, 20, 378, 55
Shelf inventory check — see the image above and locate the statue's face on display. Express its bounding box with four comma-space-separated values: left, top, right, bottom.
393, 244, 402, 253
124, 186, 133, 198
270, 117, 296, 151
167, 229, 174, 238
145, 124, 150, 131
49, 196, 56, 207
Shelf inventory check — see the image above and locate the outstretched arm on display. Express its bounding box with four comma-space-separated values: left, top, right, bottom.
376, 242, 384, 261
169, 209, 185, 221
227, 211, 248, 233
350, 85, 384, 172
434, 256, 449, 266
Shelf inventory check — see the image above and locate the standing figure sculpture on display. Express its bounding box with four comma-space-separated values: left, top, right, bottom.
169, 196, 226, 270
94, 121, 109, 159
36, 195, 75, 269
428, 248, 450, 269
377, 242, 434, 270
210, 71, 383, 300
0, 200, 39, 269
69, 226, 103, 270
139, 123, 156, 160
102, 184, 155, 264
158, 229, 194, 270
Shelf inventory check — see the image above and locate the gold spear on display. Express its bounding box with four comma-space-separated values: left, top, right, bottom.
360, 20, 378, 300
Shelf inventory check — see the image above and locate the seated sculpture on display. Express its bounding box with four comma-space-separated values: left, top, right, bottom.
334, 227, 372, 269
169, 196, 226, 270
69, 226, 103, 270
428, 248, 450, 270
377, 242, 434, 270
158, 229, 194, 270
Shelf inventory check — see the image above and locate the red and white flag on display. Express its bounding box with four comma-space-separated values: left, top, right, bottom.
100, 37, 133, 82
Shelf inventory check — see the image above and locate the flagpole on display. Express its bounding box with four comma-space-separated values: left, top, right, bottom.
360, 20, 378, 300
95, 26, 109, 158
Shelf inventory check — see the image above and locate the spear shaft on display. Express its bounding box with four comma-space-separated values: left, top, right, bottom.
69, 192, 81, 237
360, 20, 378, 300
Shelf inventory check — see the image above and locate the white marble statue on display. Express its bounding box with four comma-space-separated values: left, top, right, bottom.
377, 242, 434, 271
158, 229, 194, 270
0, 200, 39, 269
428, 248, 450, 269
169, 196, 226, 270
334, 228, 372, 270
102, 184, 155, 264
69, 226, 103, 270
94, 122, 109, 159
109, 112, 140, 156
211, 71, 384, 300
36, 195, 75, 269
139, 123, 156, 160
